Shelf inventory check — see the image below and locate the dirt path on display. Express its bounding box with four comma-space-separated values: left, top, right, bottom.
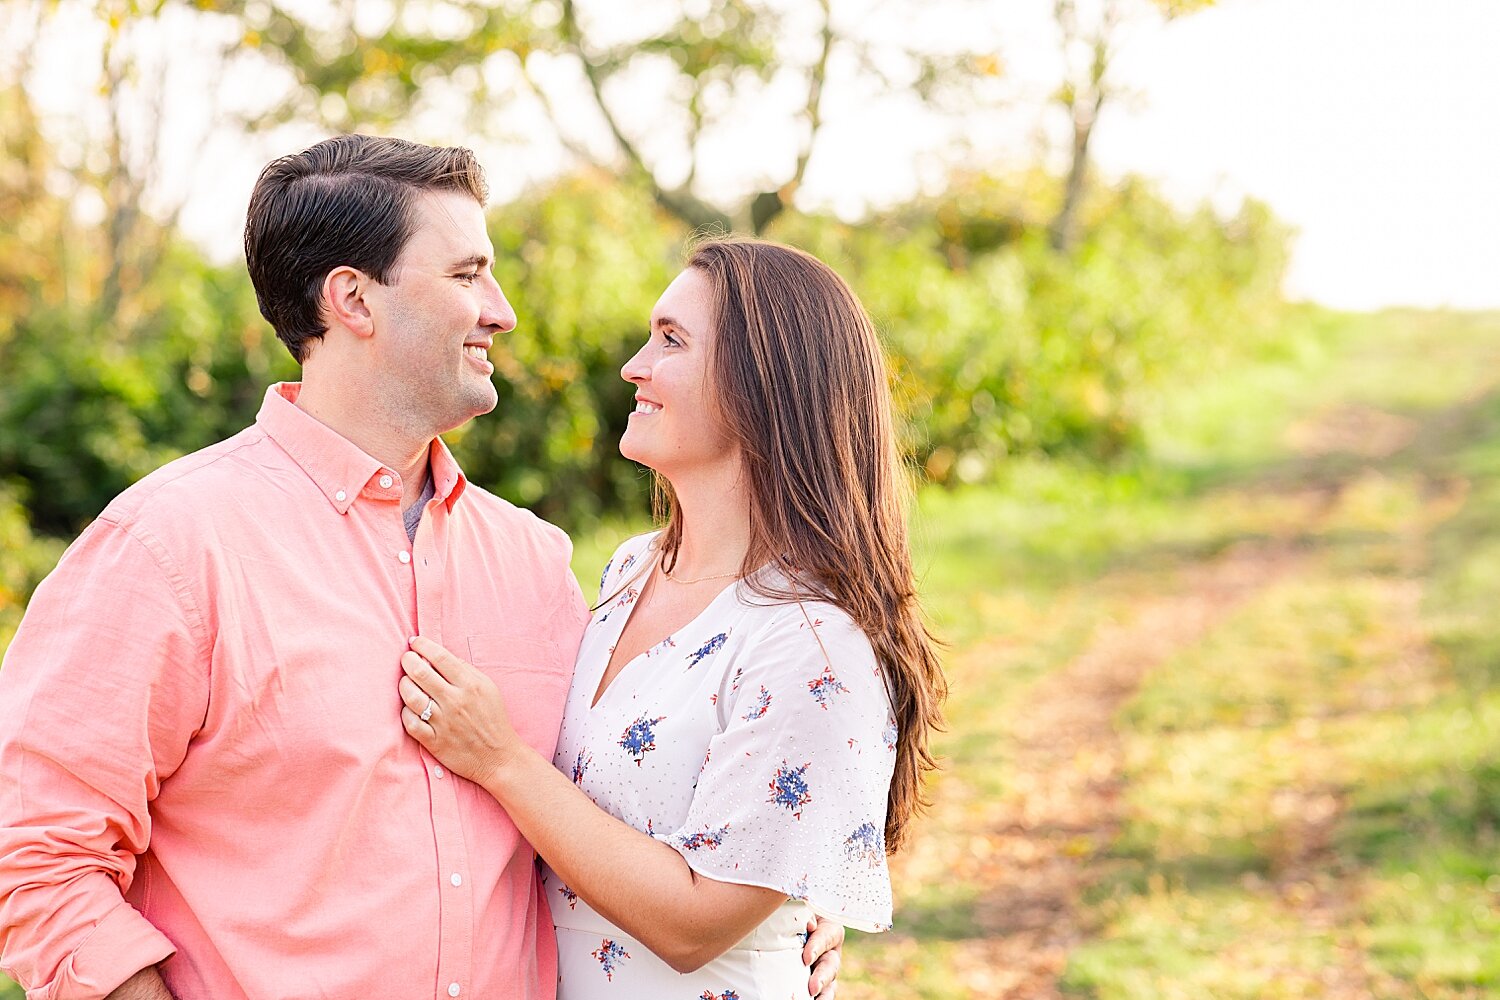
874, 391, 1488, 999
945, 538, 1310, 998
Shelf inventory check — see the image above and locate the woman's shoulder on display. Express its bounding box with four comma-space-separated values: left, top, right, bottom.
734, 590, 877, 669
596, 530, 660, 597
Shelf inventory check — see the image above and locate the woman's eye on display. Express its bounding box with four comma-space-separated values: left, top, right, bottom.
662, 331, 682, 348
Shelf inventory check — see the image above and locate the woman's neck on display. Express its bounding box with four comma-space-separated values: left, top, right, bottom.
666, 465, 752, 578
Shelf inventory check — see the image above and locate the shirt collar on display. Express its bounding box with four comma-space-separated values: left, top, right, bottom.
256, 383, 469, 514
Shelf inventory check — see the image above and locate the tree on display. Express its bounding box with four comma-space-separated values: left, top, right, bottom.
1047, 0, 1214, 252
182, 0, 983, 234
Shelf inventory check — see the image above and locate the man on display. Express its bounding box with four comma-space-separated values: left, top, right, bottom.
0, 136, 843, 1000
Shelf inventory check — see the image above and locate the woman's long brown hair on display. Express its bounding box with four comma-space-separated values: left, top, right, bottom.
655, 236, 947, 854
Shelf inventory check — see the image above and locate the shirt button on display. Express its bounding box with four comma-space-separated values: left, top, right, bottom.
379, 474, 394, 489
432, 765, 444, 779
334, 490, 346, 502
448, 984, 461, 997
450, 872, 463, 887
398, 551, 411, 564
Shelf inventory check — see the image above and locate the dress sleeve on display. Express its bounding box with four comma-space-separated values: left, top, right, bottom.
660, 604, 896, 932
0, 518, 204, 998
594, 532, 658, 605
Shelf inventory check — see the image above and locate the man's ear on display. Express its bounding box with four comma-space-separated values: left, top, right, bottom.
322, 265, 376, 339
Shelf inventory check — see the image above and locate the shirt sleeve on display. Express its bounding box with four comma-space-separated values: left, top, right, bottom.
0, 517, 209, 999
659, 605, 896, 932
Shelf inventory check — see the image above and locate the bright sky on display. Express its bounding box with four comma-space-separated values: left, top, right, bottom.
12, 0, 1499, 310
1093, 0, 1500, 310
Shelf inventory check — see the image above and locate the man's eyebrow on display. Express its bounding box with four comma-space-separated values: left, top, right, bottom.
451, 254, 491, 270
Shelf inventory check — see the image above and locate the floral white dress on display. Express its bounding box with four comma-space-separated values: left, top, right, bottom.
544, 532, 895, 1000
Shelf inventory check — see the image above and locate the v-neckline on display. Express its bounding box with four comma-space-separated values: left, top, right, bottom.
589, 563, 741, 711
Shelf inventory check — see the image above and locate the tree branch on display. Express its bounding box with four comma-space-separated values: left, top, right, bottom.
748, 0, 832, 234
557, 0, 728, 231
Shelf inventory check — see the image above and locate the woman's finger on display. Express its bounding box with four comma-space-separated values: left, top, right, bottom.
400, 649, 455, 696
409, 636, 471, 684
400, 705, 434, 742
398, 676, 432, 715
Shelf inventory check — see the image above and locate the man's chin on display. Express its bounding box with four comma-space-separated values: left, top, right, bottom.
431, 391, 499, 437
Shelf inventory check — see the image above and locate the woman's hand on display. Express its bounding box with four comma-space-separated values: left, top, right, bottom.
398, 635, 522, 788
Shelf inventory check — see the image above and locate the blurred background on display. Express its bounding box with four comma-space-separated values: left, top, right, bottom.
3, 0, 1499, 996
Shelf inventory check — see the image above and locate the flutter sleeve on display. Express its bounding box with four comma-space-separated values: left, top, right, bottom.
660, 603, 896, 931
594, 531, 659, 606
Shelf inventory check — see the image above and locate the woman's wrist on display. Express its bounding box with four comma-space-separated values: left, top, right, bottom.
479, 740, 544, 801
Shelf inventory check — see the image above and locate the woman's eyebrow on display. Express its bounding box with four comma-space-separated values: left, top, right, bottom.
653, 314, 694, 338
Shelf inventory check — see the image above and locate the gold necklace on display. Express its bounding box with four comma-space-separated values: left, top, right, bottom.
661, 565, 740, 585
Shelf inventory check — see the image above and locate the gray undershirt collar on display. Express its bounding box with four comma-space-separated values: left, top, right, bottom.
402, 473, 437, 543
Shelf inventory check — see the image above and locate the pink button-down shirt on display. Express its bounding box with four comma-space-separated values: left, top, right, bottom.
0, 383, 589, 1000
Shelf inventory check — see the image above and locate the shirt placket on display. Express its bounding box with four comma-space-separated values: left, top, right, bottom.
410, 492, 473, 999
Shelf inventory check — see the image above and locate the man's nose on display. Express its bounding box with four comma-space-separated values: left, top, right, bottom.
482, 275, 517, 333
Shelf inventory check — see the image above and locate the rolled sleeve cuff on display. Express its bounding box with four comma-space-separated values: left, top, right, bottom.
27, 902, 176, 1000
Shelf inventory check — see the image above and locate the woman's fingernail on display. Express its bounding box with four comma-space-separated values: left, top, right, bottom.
409, 635, 418, 645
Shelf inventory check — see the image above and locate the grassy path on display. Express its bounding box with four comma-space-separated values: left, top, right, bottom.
848, 310, 1500, 998
4, 311, 1497, 1000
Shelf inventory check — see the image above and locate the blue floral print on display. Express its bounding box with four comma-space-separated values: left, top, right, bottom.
686, 631, 730, 668
675, 823, 730, 851
645, 636, 677, 658
551, 536, 894, 996
792, 873, 810, 900
592, 938, 630, 980
742, 685, 772, 721
843, 821, 884, 868
596, 586, 639, 626
619, 715, 666, 766
767, 761, 813, 819
806, 663, 849, 710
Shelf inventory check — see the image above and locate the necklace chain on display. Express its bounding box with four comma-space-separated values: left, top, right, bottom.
661, 565, 740, 585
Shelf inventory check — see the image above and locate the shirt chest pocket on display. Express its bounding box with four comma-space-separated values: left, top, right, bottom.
467, 634, 574, 760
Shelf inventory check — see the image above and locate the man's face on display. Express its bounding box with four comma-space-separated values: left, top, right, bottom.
368, 189, 514, 437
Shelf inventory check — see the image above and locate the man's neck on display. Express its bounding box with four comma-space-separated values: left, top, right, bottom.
292, 379, 432, 510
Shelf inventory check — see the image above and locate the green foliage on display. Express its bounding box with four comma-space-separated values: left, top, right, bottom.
448, 172, 680, 526
0, 162, 1293, 537
774, 173, 1292, 481
0, 483, 64, 651
0, 240, 295, 535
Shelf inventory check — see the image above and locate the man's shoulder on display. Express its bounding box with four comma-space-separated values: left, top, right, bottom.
456, 482, 573, 561
98, 425, 271, 531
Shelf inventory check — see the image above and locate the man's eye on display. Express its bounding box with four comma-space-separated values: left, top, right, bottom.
457, 272, 480, 283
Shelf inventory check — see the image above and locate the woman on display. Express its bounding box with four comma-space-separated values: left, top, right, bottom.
398, 237, 945, 999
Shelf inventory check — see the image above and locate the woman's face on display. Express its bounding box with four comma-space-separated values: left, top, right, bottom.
618, 267, 737, 478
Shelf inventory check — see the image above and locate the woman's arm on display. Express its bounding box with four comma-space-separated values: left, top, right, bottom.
398, 637, 787, 974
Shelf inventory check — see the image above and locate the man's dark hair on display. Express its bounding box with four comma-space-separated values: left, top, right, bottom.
244, 134, 489, 362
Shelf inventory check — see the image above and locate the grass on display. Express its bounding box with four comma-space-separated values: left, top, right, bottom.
5, 308, 1500, 998
845, 308, 1500, 998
